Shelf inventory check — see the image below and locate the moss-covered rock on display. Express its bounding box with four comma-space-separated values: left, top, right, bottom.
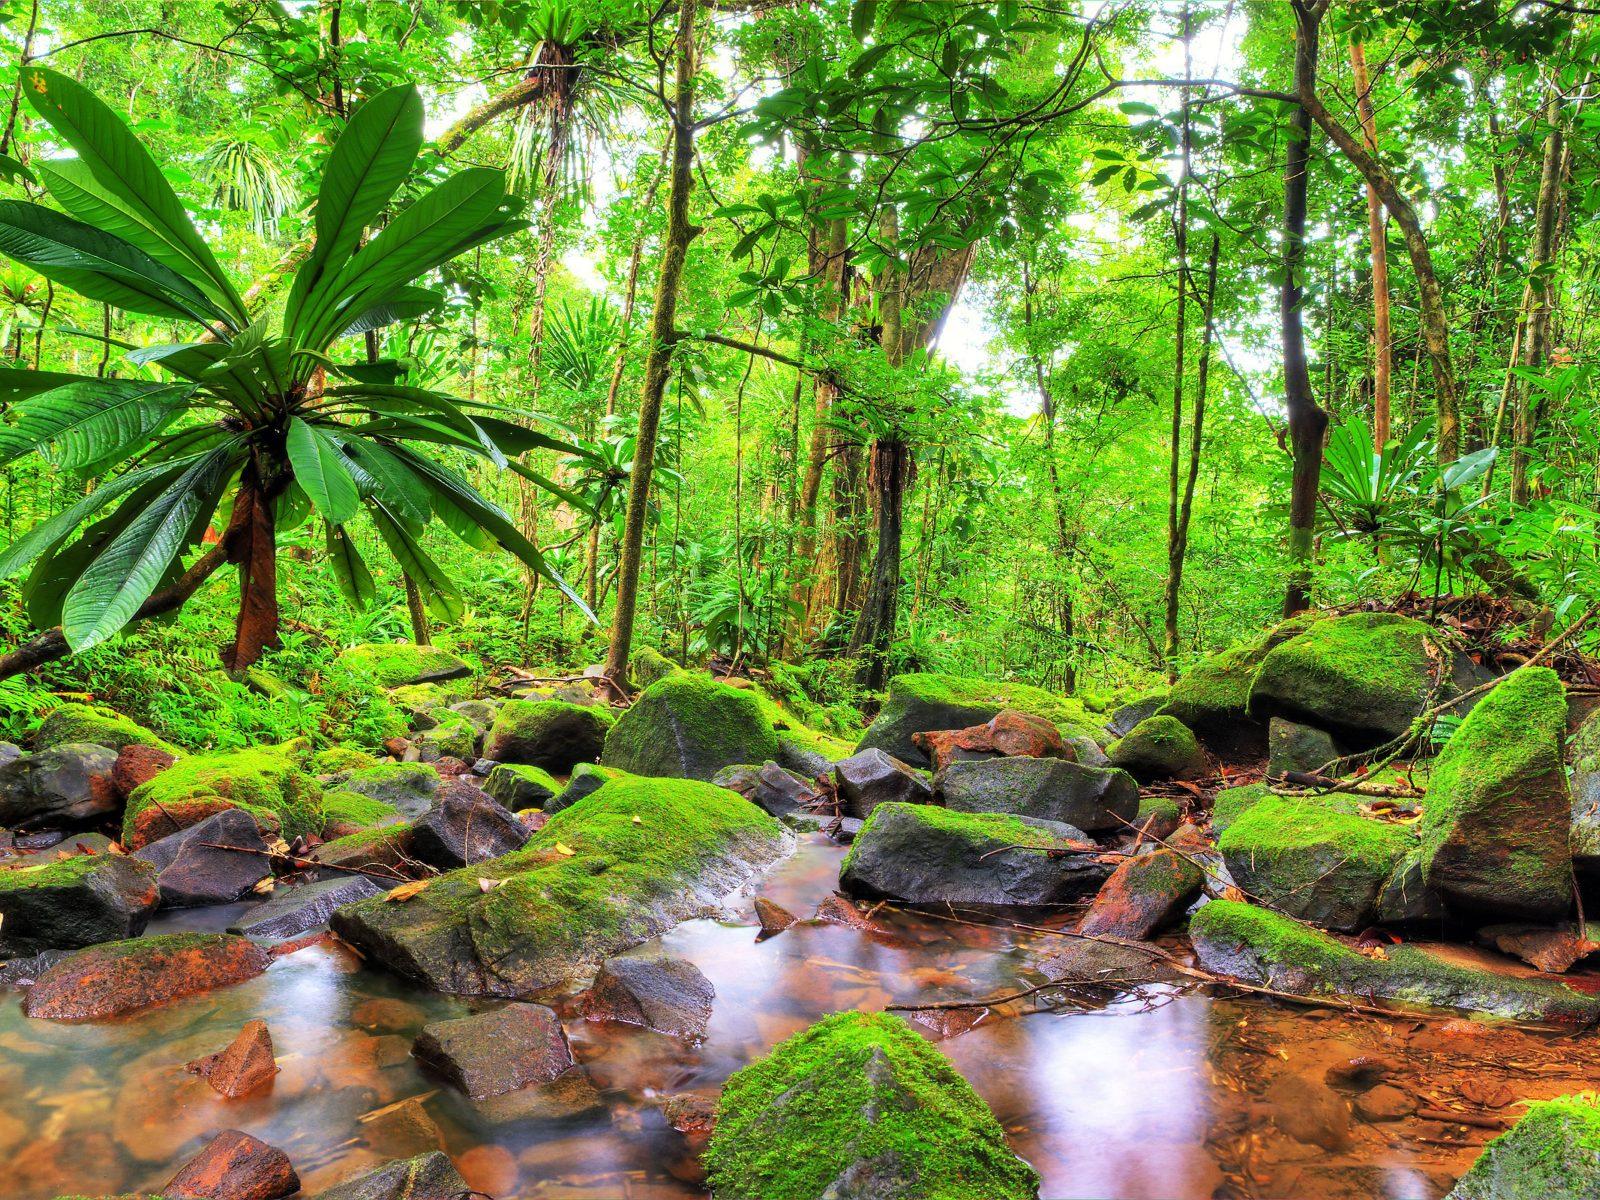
334, 642, 474, 689
310, 823, 416, 879
546, 762, 628, 815
1135, 794, 1183, 839
388, 680, 472, 721
632, 646, 681, 689
603, 674, 781, 781
320, 790, 402, 836
1219, 796, 1411, 931
1445, 1093, 1600, 1200
1422, 667, 1573, 919
484, 762, 561, 810
0, 852, 159, 955
332, 762, 441, 819
1107, 715, 1207, 781
1210, 782, 1359, 836
1080, 848, 1204, 939
1157, 618, 1316, 745
1191, 900, 1600, 1023
705, 1010, 1040, 1200
123, 742, 323, 845
936, 756, 1138, 833
1266, 718, 1339, 779
33, 702, 179, 755
415, 708, 478, 762
857, 672, 1100, 767
313, 745, 381, 775
483, 699, 614, 771
331, 776, 791, 996
1569, 707, 1600, 879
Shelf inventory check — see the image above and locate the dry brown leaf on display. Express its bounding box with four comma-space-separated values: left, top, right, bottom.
385, 878, 433, 903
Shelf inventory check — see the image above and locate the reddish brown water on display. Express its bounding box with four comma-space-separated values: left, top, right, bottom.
3, 835, 1597, 1198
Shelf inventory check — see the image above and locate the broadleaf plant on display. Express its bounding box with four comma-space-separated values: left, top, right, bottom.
0, 68, 591, 669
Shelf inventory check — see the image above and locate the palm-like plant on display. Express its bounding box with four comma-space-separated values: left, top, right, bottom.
0, 70, 586, 674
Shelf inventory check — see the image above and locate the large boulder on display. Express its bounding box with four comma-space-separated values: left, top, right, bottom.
483, 699, 614, 771
1219, 796, 1411, 932
856, 672, 1098, 767
603, 674, 781, 781
411, 1003, 573, 1098
332, 776, 791, 996
311, 1153, 469, 1200
123, 742, 323, 847
1107, 715, 1207, 781
32, 701, 179, 755
833, 749, 934, 818
0, 742, 119, 828
704, 1010, 1040, 1200
1248, 613, 1441, 744
936, 756, 1137, 833
408, 781, 529, 869
133, 808, 274, 908
1566, 707, 1600, 879
1159, 618, 1313, 747
1266, 718, 1339, 778
0, 853, 159, 955
319, 789, 403, 839
484, 762, 561, 810
839, 802, 1109, 907
334, 643, 473, 689
24, 932, 272, 1020
325, 762, 441, 819
1421, 667, 1573, 919
1445, 1094, 1600, 1200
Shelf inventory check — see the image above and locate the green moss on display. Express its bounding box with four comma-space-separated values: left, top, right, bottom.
33, 702, 180, 755
1447, 1092, 1600, 1200
1160, 616, 1317, 734
321, 790, 401, 831
123, 742, 323, 842
1136, 794, 1182, 828
892, 673, 1099, 739
840, 802, 1075, 879
315, 822, 414, 858
417, 708, 477, 760
334, 642, 474, 690
1191, 899, 1361, 978
632, 645, 680, 688
388, 680, 471, 718
1210, 783, 1272, 834
313, 745, 381, 774
484, 762, 561, 809
602, 673, 782, 781
1108, 714, 1206, 779
0, 853, 115, 891
705, 1011, 1039, 1200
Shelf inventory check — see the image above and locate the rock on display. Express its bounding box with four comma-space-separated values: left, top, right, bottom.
911, 708, 1067, 773
320, 789, 403, 838
133, 808, 273, 907
311, 1152, 469, 1200
1133, 794, 1183, 840
33, 701, 178, 754
1037, 938, 1182, 986
1157, 621, 1315, 749
415, 709, 478, 762
1108, 715, 1207, 782
483, 762, 561, 810
1248, 613, 1441, 745
1079, 849, 1204, 939
857, 671, 1098, 767
1324, 1051, 1401, 1088
833, 749, 934, 818
1445, 1093, 1600, 1200
0, 948, 69, 988
813, 893, 883, 930
1569, 707, 1600, 879
314, 745, 382, 775
0, 852, 159, 955
1265, 1073, 1352, 1151
632, 646, 681, 688
126, 795, 243, 849
839, 802, 1109, 907
23, 931, 272, 1020
581, 954, 715, 1040
411, 1003, 573, 1098
329, 762, 441, 820
473, 1066, 605, 1124
1477, 922, 1600, 974
186, 1019, 279, 1097
1218, 796, 1411, 932
1376, 849, 1447, 924
1066, 734, 1110, 767
703, 1011, 1040, 1200
229, 875, 387, 941
310, 825, 416, 881
332, 776, 791, 996
1267, 718, 1339, 778
546, 762, 625, 814
936, 756, 1138, 833
124, 742, 323, 847
1191, 901, 1600, 1023
755, 896, 796, 937
602, 674, 782, 781
1105, 693, 1167, 740
448, 698, 501, 730
165, 1129, 299, 1200
712, 762, 819, 821
409, 781, 529, 869
112, 742, 178, 800
335, 643, 473, 689
1211, 782, 1278, 836
0, 742, 119, 828
483, 699, 614, 771
1421, 667, 1574, 919
1354, 1084, 1415, 1122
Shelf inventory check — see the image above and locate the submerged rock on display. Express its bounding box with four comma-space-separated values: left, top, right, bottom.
1445, 1093, 1600, 1200
411, 1003, 573, 1098
833, 749, 934, 818
1037, 938, 1182, 986
936, 756, 1138, 833
186, 1018, 279, 1098
133, 808, 273, 908
581, 954, 715, 1040
603, 674, 781, 781
24, 931, 272, 1020
0, 852, 159, 956
408, 782, 529, 869
334, 643, 473, 689
229, 875, 387, 941
164, 1128, 298, 1200
484, 699, 614, 771
1108, 715, 1206, 782
704, 1010, 1040, 1200
0, 742, 119, 828
332, 776, 790, 996
857, 672, 1097, 767
1079, 849, 1203, 939
311, 1152, 469, 1200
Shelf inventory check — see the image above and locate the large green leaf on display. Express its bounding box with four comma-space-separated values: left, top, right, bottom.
21, 68, 246, 326
60, 447, 235, 650
285, 85, 424, 343
327, 434, 434, 524
327, 383, 509, 467
370, 502, 464, 622
0, 368, 105, 404
335, 286, 441, 338
0, 379, 193, 470
324, 521, 376, 610
286, 417, 361, 524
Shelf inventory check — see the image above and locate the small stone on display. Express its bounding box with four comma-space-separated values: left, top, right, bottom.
164, 1129, 299, 1200
813, 893, 882, 930
1265, 1073, 1352, 1151
1354, 1084, 1416, 1122
711, 762, 818, 820
411, 1003, 574, 1099
1108, 715, 1208, 782
581, 955, 715, 1040
754, 895, 796, 938
187, 1019, 279, 1098
1325, 1053, 1402, 1089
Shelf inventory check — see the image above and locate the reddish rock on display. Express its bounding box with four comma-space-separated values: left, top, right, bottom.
411, 1003, 573, 1099
663, 1093, 717, 1141
457, 1144, 519, 1195
382, 737, 411, 760
813, 893, 882, 930
112, 742, 178, 801
127, 796, 249, 850
187, 1019, 279, 1098
913, 709, 1068, 773
1078, 849, 1204, 940
24, 932, 272, 1020
165, 1129, 299, 1200
754, 896, 796, 938
431, 756, 473, 777
903, 1005, 988, 1040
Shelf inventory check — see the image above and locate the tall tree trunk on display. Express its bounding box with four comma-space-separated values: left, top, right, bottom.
1512, 86, 1566, 505
1283, 0, 1330, 616
1162, 9, 1193, 678
1167, 235, 1221, 664
1349, 36, 1392, 447
603, 0, 700, 691
1022, 263, 1075, 691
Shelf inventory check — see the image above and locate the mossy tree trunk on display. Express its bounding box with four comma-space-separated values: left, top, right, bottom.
1348, 36, 1392, 449
1512, 87, 1566, 506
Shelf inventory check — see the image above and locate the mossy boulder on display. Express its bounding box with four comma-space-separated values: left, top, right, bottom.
335, 642, 474, 690
1158, 618, 1315, 747
857, 672, 1100, 768
632, 646, 681, 689
1191, 900, 1600, 1023
484, 763, 562, 810
1266, 718, 1338, 779
123, 743, 323, 845
331, 762, 441, 819
1135, 794, 1183, 839
313, 745, 381, 775
388, 680, 472, 722
0, 853, 159, 955
320, 790, 403, 836
1570, 708, 1600, 879
483, 699, 614, 771
1445, 1093, 1600, 1200
1108, 715, 1206, 781
1248, 613, 1441, 744
415, 708, 478, 762
603, 674, 781, 781
1218, 796, 1411, 931
310, 823, 416, 880
1421, 667, 1573, 919
704, 1010, 1040, 1200
547, 762, 628, 815
33, 702, 179, 755
331, 776, 791, 996
1210, 782, 1360, 836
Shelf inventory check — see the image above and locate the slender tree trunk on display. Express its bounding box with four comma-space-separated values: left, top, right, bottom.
1168, 235, 1221, 662
1022, 263, 1076, 691
222, 469, 281, 672
1512, 87, 1566, 505
1162, 12, 1193, 678
603, 0, 700, 690
1349, 36, 1392, 447
403, 575, 432, 646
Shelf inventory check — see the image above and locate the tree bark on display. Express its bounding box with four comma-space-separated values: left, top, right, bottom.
221, 470, 281, 672
1512, 87, 1566, 505
1162, 10, 1193, 680
1022, 262, 1076, 691
1349, 36, 1392, 447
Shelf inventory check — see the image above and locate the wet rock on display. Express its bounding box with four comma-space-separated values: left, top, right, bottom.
602, 673, 781, 781
415, 709, 478, 762
840, 801, 1109, 907
1267, 717, 1339, 778
1105, 694, 1167, 740
483, 762, 560, 810
483, 699, 613, 772
1037, 938, 1182, 986
712, 761, 819, 821
335, 643, 473, 689
1108, 715, 1207, 782
1354, 1084, 1415, 1122
165, 1128, 299, 1200
1265, 1073, 1352, 1151
902, 1005, 988, 1040
133, 807, 273, 907
333, 777, 790, 996
1376, 848, 1447, 924
332, 763, 442, 820
1324, 1052, 1401, 1089
412, 1003, 573, 1098
833, 749, 934, 819
457, 1144, 519, 1196
1067, 734, 1110, 767
126, 794, 242, 849
229, 875, 387, 941
0, 852, 159, 956
310, 826, 416, 881
581, 954, 714, 1040
24, 931, 272, 1020
936, 756, 1138, 834
545, 761, 625, 815
755, 895, 796, 937
473, 1066, 604, 1124
1477, 922, 1600, 974
0, 948, 68, 989
704, 1011, 1040, 1200
1445, 1092, 1600, 1200
409, 781, 529, 869
0, 742, 119, 828
113, 741, 178, 800
812, 893, 884, 930
1079, 849, 1204, 939
912, 708, 1067, 773
187, 1018, 279, 1098
311, 1151, 469, 1200
1133, 794, 1182, 840
33, 701, 178, 754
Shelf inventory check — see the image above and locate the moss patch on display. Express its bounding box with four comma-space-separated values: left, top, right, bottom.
602, 674, 782, 781
484, 762, 562, 809
321, 790, 401, 832
1108, 715, 1206, 780
33, 702, 179, 755
632, 645, 680, 688
123, 742, 323, 843
334, 642, 474, 690
313, 745, 381, 775
416, 708, 478, 760
1448, 1093, 1600, 1200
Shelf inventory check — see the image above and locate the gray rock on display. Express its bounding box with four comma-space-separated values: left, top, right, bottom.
483, 763, 560, 810
447, 699, 501, 731
833, 749, 934, 819
936, 757, 1137, 833
1267, 717, 1339, 778
0, 742, 20, 766
409, 782, 529, 869
0, 743, 119, 828
0, 853, 159, 956
1108, 716, 1207, 782
332, 763, 442, 820
1569, 707, 1600, 880
1376, 849, 1446, 925
311, 1152, 469, 1200
1066, 734, 1110, 768
1104, 695, 1166, 740
581, 954, 715, 1040
776, 735, 836, 778
229, 875, 387, 941
133, 808, 272, 908
411, 1003, 574, 1098
712, 762, 818, 821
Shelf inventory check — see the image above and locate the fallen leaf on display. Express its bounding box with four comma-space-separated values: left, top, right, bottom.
386, 879, 433, 903
631, 814, 642, 825
478, 877, 506, 893
555, 842, 576, 856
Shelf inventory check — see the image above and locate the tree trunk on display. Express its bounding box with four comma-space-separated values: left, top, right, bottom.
222, 470, 281, 672
1349, 36, 1392, 447
602, 0, 700, 691
403, 574, 432, 646
1512, 87, 1566, 505
1162, 10, 1193, 680
1022, 262, 1075, 691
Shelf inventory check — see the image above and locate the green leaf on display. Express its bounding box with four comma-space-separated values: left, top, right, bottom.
286, 417, 361, 524
851, 0, 877, 40
324, 521, 376, 610
333, 436, 434, 523
0, 152, 34, 185
335, 286, 442, 338
370, 501, 464, 622
0, 378, 193, 470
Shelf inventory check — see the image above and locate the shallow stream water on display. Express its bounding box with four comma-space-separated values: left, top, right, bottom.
4, 835, 1598, 1199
